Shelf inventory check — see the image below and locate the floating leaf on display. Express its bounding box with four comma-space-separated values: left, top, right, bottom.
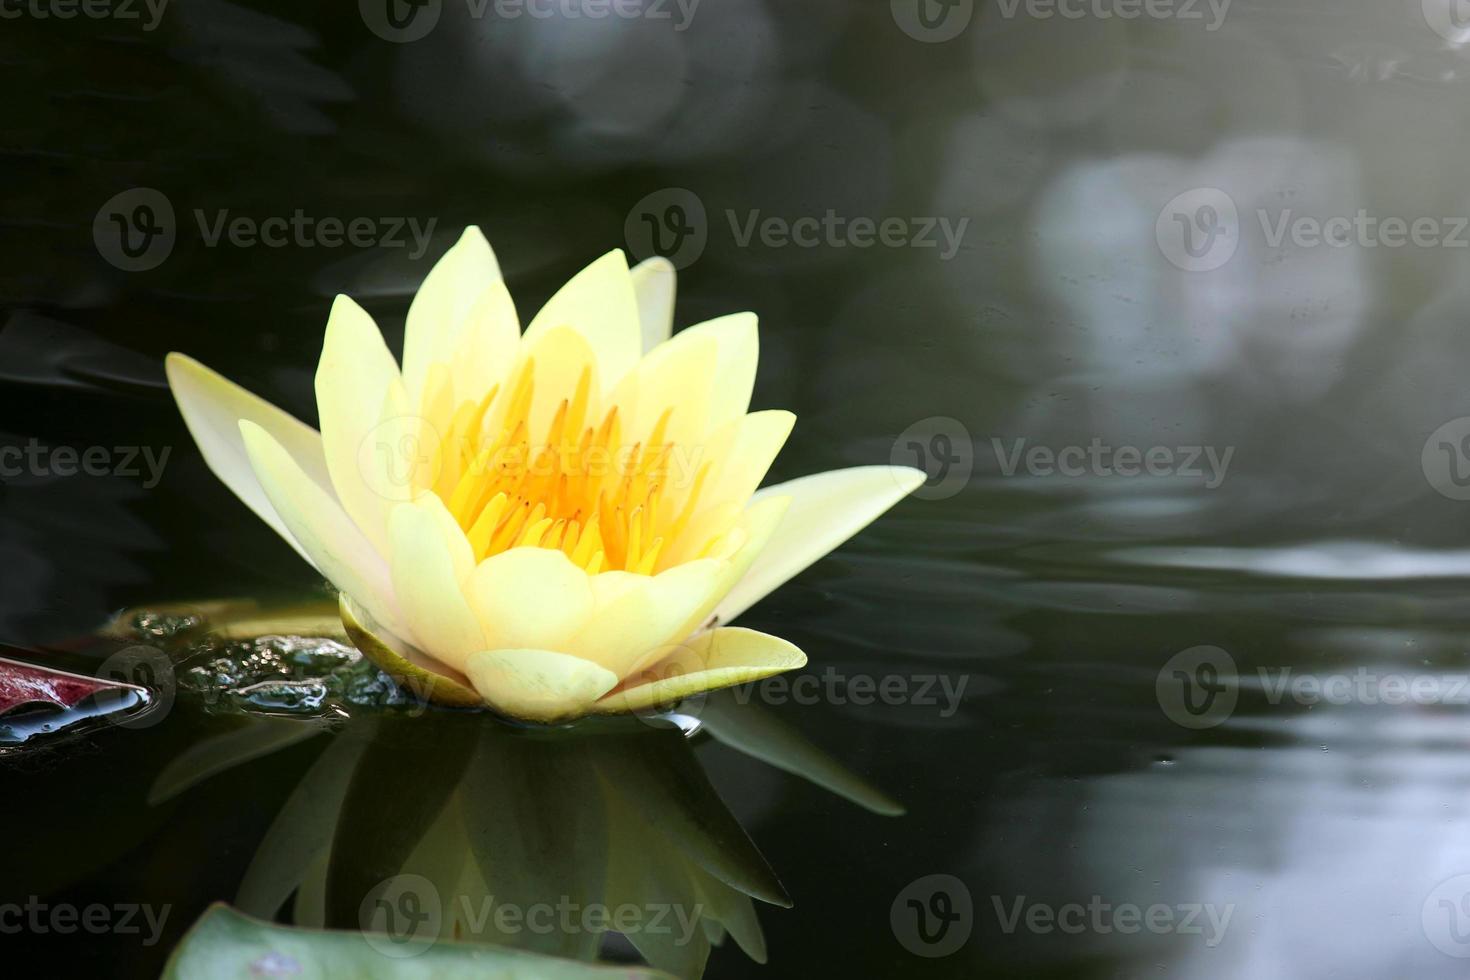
160, 904, 678, 979
0, 653, 142, 715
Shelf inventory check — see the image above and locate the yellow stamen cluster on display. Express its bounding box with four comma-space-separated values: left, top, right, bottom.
435, 361, 714, 574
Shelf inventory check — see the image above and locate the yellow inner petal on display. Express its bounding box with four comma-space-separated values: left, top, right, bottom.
432, 344, 756, 576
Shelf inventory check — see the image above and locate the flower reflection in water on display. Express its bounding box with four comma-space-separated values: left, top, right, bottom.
122, 599, 899, 978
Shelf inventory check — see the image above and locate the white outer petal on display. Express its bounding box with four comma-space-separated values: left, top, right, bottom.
165, 353, 323, 571
315, 294, 402, 555
238, 419, 407, 641
714, 465, 925, 624
631, 255, 676, 353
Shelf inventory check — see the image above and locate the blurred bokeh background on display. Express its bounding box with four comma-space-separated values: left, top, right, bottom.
9, 0, 1470, 976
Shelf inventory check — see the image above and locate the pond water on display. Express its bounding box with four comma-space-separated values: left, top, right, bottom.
7, 2, 1470, 978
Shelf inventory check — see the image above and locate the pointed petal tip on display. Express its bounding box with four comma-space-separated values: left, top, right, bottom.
894, 465, 927, 495
236, 417, 265, 444
454, 224, 494, 256
633, 254, 675, 274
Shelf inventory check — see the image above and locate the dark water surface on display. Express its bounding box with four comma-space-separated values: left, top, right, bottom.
7, 2, 1470, 978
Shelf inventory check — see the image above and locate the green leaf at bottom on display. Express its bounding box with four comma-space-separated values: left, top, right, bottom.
161, 904, 677, 979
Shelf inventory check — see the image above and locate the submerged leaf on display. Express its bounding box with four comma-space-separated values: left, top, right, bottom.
148, 715, 325, 806
236, 729, 371, 919
590, 730, 791, 909
700, 690, 904, 816
456, 726, 609, 960
325, 712, 479, 930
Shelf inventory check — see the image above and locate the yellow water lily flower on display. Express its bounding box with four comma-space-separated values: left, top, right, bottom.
166, 227, 923, 723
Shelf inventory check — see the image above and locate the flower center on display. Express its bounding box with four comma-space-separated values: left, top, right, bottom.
434, 360, 718, 575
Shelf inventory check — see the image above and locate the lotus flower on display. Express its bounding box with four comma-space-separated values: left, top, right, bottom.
166, 228, 922, 722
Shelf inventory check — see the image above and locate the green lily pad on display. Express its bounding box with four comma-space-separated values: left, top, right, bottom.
161, 904, 678, 978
